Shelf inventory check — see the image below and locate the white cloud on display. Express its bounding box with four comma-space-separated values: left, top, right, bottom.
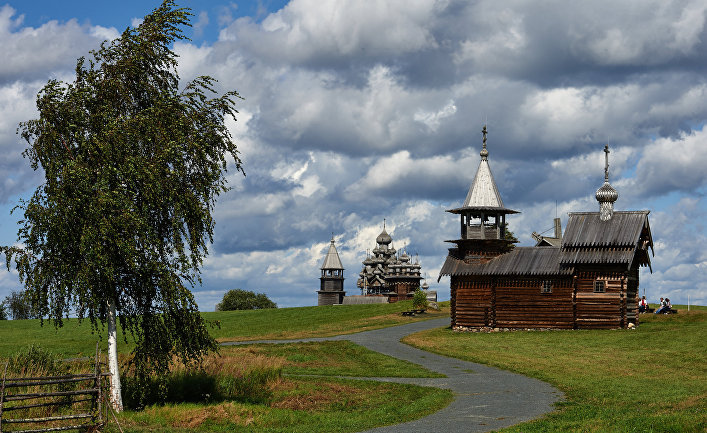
632, 129, 707, 195
2, 0, 707, 309
0, 6, 116, 83
226, 0, 440, 63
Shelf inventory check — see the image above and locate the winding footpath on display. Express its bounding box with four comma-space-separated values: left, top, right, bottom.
223, 318, 563, 433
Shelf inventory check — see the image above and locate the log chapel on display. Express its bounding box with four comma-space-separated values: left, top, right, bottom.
439, 126, 654, 329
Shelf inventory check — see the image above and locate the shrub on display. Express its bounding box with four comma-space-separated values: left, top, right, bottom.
412, 289, 429, 310
121, 351, 283, 409
216, 289, 277, 311
7, 344, 62, 376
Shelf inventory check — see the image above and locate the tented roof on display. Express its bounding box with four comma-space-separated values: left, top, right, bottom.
321, 238, 344, 270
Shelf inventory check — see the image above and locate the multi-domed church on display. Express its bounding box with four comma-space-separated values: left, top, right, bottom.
439, 126, 654, 329
356, 222, 427, 302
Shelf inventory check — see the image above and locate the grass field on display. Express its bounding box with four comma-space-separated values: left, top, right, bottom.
207, 301, 450, 342
0, 301, 452, 433
227, 340, 445, 378
0, 300, 448, 358
403, 305, 707, 433
111, 377, 452, 433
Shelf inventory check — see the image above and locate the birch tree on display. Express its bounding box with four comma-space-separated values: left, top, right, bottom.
1, 0, 243, 410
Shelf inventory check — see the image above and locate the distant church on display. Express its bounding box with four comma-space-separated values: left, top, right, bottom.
355, 222, 427, 303
439, 126, 654, 329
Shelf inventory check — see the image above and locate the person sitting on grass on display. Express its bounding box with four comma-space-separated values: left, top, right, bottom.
655, 297, 671, 314
638, 296, 648, 313
663, 298, 672, 314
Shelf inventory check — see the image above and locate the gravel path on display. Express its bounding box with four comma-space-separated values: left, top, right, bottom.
223, 317, 563, 433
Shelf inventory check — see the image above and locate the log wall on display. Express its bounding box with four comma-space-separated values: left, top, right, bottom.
495, 278, 574, 329
451, 277, 493, 327
451, 269, 640, 329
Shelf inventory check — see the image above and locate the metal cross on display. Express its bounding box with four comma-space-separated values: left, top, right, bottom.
604, 144, 610, 182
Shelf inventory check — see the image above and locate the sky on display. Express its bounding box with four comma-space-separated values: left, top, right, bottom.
0, 0, 706, 311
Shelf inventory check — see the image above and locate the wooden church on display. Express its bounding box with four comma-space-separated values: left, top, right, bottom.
439, 127, 654, 329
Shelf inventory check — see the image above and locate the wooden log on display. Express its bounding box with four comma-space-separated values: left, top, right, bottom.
4, 388, 98, 402
3, 413, 93, 424
3, 397, 93, 412
6, 423, 92, 433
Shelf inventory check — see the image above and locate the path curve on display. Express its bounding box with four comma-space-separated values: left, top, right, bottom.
223, 318, 563, 433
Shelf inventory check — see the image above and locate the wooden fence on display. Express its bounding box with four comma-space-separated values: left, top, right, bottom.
0, 345, 109, 433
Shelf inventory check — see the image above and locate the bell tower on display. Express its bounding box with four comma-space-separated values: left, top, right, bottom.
445, 125, 519, 263
317, 236, 346, 305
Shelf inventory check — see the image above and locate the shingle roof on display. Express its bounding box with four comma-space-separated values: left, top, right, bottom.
560, 211, 653, 270
321, 238, 344, 270
559, 247, 637, 265
463, 159, 504, 208
439, 247, 572, 279
562, 211, 649, 248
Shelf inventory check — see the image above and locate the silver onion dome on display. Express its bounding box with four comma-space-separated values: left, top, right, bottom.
596, 144, 618, 221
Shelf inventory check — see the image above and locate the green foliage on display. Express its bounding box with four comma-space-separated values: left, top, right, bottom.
0, 301, 6, 320
1, 0, 242, 403
216, 289, 277, 311
7, 344, 61, 375
122, 365, 280, 409
412, 289, 429, 310
502, 222, 518, 242
3, 290, 39, 320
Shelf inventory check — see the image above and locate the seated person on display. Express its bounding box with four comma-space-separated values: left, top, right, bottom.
663, 298, 672, 313
655, 297, 666, 314
638, 296, 648, 313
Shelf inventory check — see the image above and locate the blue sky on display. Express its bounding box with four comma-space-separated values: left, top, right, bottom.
0, 0, 706, 311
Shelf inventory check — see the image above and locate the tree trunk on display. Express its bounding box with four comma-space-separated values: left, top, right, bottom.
107, 300, 123, 412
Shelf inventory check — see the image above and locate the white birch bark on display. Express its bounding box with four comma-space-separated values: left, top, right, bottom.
107, 299, 123, 412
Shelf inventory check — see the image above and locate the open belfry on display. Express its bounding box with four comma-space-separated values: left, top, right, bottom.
439, 127, 654, 329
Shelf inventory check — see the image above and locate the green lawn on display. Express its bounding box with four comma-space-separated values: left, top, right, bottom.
0, 300, 447, 358
0, 302, 453, 433
208, 301, 449, 342
111, 377, 453, 433
403, 305, 707, 433
224, 340, 445, 378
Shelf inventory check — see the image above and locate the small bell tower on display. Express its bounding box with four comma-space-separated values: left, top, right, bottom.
317, 235, 346, 305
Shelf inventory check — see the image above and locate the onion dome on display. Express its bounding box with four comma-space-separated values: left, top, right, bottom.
596, 181, 618, 204
596, 144, 619, 221
376, 229, 392, 245
376, 219, 393, 245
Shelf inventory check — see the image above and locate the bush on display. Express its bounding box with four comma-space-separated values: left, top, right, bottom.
121, 352, 283, 409
7, 344, 62, 376
216, 289, 277, 311
412, 289, 429, 310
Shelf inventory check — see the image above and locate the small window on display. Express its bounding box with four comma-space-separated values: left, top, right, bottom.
541, 281, 552, 294
594, 280, 605, 293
